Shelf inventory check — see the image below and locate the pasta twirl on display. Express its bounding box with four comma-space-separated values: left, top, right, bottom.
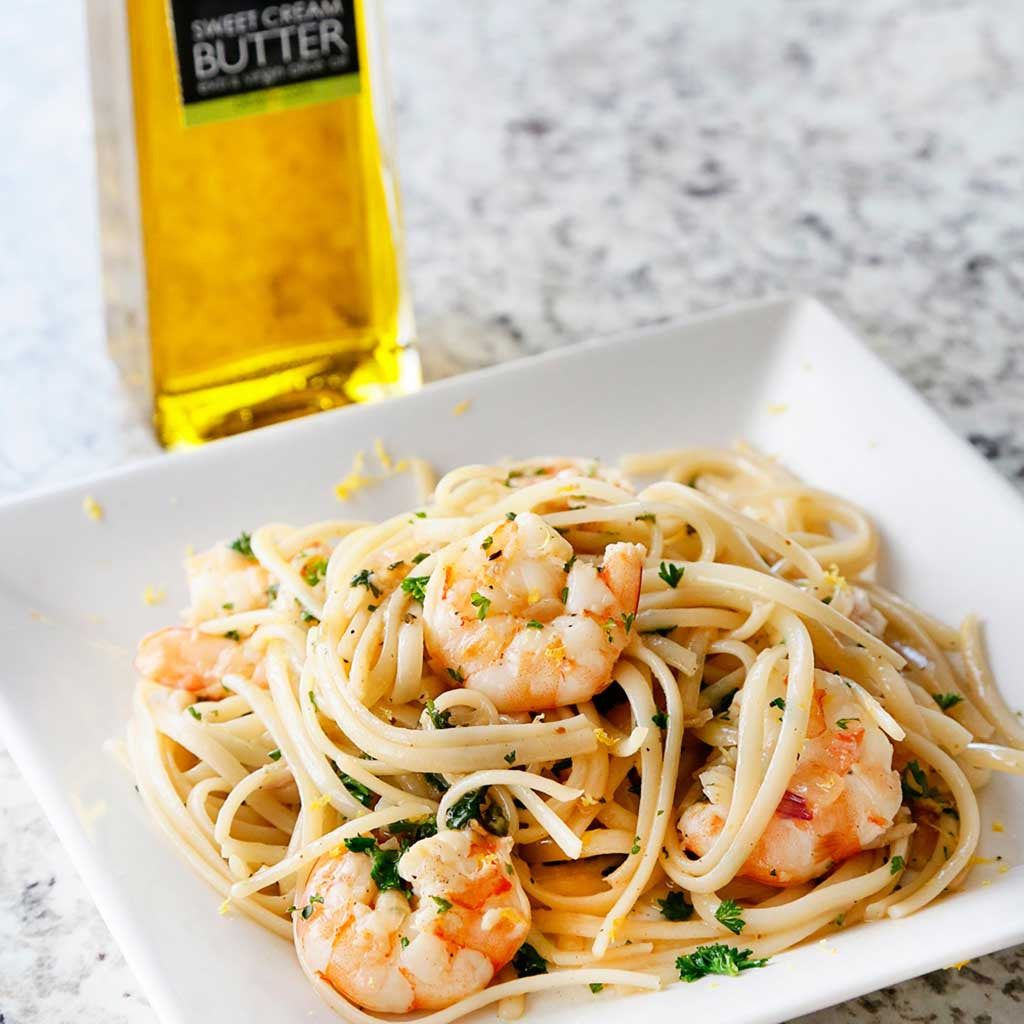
128, 448, 1022, 1020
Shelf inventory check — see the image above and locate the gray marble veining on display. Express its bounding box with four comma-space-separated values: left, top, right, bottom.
1, 1, 1023, 1021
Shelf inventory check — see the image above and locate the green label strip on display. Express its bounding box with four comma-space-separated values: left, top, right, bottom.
183, 73, 360, 127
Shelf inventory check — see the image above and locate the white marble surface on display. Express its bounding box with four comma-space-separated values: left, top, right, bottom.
2, 1, 1024, 1021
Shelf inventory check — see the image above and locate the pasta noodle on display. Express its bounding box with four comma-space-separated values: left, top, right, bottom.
128, 446, 1022, 1020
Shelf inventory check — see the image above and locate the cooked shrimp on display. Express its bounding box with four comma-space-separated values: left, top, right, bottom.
135, 627, 265, 697
422, 512, 644, 712
679, 673, 902, 885
295, 829, 530, 1013
185, 544, 269, 623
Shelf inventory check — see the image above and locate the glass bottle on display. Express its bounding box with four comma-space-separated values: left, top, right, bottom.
88, 1, 419, 447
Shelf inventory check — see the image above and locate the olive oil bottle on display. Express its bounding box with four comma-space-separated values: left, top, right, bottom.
89, 1, 418, 447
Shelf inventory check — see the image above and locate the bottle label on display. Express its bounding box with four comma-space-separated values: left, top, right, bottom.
167, 1, 361, 126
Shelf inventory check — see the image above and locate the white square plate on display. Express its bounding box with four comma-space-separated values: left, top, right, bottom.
2, 297, 1022, 1024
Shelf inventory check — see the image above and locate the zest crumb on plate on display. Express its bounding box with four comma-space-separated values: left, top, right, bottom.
82, 495, 104, 520
142, 584, 166, 606
453, 399, 472, 416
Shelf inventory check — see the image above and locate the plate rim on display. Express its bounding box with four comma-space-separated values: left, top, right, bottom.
3, 293, 1023, 1024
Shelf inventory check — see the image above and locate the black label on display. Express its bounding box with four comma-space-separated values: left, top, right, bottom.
168, 1, 360, 124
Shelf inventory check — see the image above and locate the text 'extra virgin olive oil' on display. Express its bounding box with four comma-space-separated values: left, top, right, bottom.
89, 1, 419, 447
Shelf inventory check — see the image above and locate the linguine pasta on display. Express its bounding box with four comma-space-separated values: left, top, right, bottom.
128, 446, 1024, 1021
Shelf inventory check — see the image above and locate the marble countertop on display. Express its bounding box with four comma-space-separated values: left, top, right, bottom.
2, 0, 1023, 1021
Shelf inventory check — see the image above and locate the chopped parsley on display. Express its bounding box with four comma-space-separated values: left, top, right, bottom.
445, 786, 507, 835
902, 760, 942, 802
635, 513, 656, 523
658, 562, 685, 588
835, 717, 860, 730
481, 536, 494, 551
386, 560, 405, 571
430, 895, 452, 913
652, 711, 669, 729
268, 748, 282, 762
714, 898, 745, 935
933, 693, 964, 711
769, 697, 786, 711
411, 552, 430, 565
590, 983, 604, 993
224, 629, 241, 642
506, 511, 517, 520
370, 847, 405, 894
228, 531, 254, 559
512, 943, 548, 977
526, 619, 543, 629
334, 767, 374, 808
657, 891, 693, 921
425, 699, 453, 729
299, 609, 318, 624
563, 554, 577, 573
343, 836, 376, 853
675, 944, 768, 982
400, 936, 410, 948
631, 836, 641, 855
414, 511, 427, 518
622, 611, 635, 633
221, 602, 234, 610
389, 816, 438, 850
286, 893, 324, 919
504, 750, 516, 764
308, 690, 319, 711
303, 558, 328, 586
890, 855, 905, 875
504, 470, 524, 487
350, 568, 381, 598
424, 772, 449, 793
447, 666, 465, 683
187, 705, 201, 721
642, 626, 676, 637
401, 575, 430, 603
470, 591, 491, 620
560, 586, 569, 603
266, 583, 279, 602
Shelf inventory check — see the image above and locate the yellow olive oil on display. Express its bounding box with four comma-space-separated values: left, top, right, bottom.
91, 1, 418, 447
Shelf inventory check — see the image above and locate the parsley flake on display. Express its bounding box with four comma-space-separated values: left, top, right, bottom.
401, 575, 430, 603
658, 562, 685, 588
343, 836, 376, 853
933, 693, 964, 711
715, 898, 745, 935
657, 891, 692, 921
303, 558, 328, 586
890, 855, 905, 875
470, 591, 491, 620
676, 944, 768, 982
350, 569, 381, 598
228, 531, 254, 559
425, 700, 453, 729
652, 711, 669, 729
512, 943, 547, 977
